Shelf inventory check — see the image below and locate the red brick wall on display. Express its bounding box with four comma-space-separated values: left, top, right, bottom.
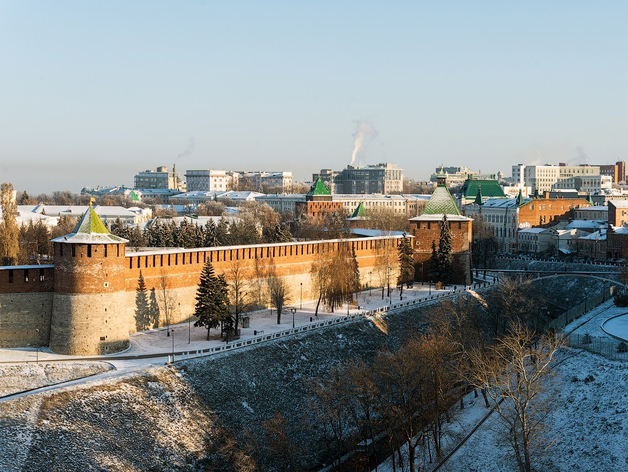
124, 237, 399, 293
0, 266, 54, 293
53, 243, 127, 294
408, 219, 472, 285
518, 198, 590, 227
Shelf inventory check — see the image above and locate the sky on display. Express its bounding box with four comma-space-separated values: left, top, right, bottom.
1, 1, 628, 194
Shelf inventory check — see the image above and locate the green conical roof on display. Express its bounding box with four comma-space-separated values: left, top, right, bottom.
474, 186, 483, 205
423, 184, 460, 216
350, 202, 368, 218
516, 189, 525, 206
51, 206, 128, 244
131, 190, 139, 201
307, 178, 331, 196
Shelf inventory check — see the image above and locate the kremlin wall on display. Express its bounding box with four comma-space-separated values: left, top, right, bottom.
0, 179, 472, 356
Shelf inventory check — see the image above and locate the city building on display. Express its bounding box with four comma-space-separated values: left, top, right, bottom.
465, 193, 591, 252
185, 170, 239, 192
134, 166, 183, 191
523, 164, 601, 193
608, 200, 628, 226
458, 178, 506, 205
597, 161, 626, 184
313, 163, 403, 194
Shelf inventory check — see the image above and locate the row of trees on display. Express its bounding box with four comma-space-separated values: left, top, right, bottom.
258, 278, 560, 472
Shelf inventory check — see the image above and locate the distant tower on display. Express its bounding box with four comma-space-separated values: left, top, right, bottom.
49, 205, 129, 355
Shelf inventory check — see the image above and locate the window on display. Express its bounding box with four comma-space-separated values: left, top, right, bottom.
39, 268, 45, 281
24, 270, 29, 282
8, 269, 13, 283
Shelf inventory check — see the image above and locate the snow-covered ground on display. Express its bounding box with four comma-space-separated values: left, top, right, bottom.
376, 298, 628, 472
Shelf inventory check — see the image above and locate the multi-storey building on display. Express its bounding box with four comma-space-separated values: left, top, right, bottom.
184, 169, 238, 192
313, 163, 403, 194
134, 166, 183, 190
597, 161, 626, 184
465, 193, 591, 252
523, 164, 601, 193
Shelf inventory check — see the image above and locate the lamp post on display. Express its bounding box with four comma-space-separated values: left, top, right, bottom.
188, 316, 191, 344
300, 283, 303, 309
171, 328, 175, 362
368, 271, 372, 295
290, 307, 297, 329
35, 328, 40, 364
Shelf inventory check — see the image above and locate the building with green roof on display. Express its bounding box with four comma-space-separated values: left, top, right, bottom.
459, 178, 506, 205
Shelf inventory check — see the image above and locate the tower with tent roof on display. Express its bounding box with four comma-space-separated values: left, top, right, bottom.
408, 173, 473, 285
49, 204, 129, 355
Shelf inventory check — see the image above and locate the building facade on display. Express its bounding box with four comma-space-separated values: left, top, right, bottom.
313, 163, 403, 195
134, 166, 183, 190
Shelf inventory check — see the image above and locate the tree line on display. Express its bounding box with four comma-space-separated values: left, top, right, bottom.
225, 276, 561, 472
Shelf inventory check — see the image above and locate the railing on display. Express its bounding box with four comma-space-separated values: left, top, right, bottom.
167, 281, 498, 364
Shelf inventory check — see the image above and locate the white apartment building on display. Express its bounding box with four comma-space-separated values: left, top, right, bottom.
523, 164, 601, 193
185, 170, 239, 192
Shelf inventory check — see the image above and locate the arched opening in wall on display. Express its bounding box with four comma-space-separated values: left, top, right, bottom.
39, 268, 44, 281
145, 256, 148, 268
87, 246, 92, 257
104, 245, 108, 257
168, 254, 171, 266
72, 245, 76, 257
129, 258, 133, 269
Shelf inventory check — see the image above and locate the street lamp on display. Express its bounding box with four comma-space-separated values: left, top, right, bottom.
188, 316, 191, 344
300, 283, 303, 309
171, 328, 175, 362
35, 328, 40, 364
368, 271, 372, 295
290, 307, 297, 329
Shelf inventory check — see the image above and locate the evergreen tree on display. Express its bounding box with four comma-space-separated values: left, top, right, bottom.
428, 240, 439, 284
134, 271, 150, 331
194, 260, 230, 339
204, 219, 218, 247
397, 232, 415, 289
437, 214, 454, 284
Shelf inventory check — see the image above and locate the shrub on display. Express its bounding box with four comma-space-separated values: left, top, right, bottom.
614, 293, 628, 307
618, 342, 628, 353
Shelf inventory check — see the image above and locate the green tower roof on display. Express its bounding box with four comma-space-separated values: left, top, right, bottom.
423, 184, 461, 216
51, 206, 128, 244
307, 178, 331, 197
516, 189, 525, 206
350, 202, 368, 218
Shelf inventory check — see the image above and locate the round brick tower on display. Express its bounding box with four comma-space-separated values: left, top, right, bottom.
49, 206, 129, 355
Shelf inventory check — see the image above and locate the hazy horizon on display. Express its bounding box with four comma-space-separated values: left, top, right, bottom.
2, 1, 627, 194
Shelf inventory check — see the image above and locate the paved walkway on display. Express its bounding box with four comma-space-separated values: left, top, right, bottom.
0, 282, 487, 366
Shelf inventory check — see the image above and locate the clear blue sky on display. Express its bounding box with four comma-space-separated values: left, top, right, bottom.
1, 1, 627, 193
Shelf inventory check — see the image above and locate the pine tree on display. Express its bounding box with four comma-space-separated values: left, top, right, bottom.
437, 214, 454, 285
397, 232, 415, 289
194, 260, 230, 339
134, 271, 150, 331
428, 240, 439, 284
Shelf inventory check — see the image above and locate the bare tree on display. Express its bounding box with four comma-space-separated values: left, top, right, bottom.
267, 260, 291, 324
375, 238, 398, 300
158, 269, 178, 336
467, 322, 563, 472
228, 260, 250, 339
0, 183, 19, 265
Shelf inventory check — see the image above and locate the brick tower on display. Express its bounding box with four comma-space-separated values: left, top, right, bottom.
49, 206, 129, 355
409, 173, 473, 285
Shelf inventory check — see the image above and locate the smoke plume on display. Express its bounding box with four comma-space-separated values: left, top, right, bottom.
350, 120, 377, 166
175, 137, 195, 161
